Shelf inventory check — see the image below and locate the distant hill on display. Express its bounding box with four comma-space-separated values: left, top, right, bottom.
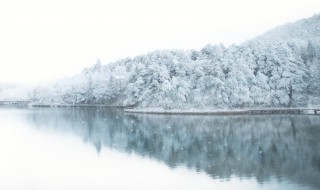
0, 83, 31, 101
246, 14, 320, 45
32, 14, 320, 109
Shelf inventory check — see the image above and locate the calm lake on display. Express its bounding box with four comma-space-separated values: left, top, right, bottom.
0, 106, 319, 190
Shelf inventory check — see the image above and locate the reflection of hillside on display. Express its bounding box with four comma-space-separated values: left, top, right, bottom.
25, 107, 320, 189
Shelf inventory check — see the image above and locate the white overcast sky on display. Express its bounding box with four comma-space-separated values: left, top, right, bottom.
0, 0, 320, 84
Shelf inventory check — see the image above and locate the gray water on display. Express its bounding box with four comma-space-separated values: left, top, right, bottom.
0, 106, 319, 190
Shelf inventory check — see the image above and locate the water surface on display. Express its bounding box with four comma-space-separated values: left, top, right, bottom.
0, 107, 319, 189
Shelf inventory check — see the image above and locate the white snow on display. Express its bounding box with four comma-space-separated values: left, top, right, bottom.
12, 14, 320, 109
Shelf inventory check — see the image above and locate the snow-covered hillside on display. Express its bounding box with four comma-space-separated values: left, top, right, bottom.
31, 14, 320, 109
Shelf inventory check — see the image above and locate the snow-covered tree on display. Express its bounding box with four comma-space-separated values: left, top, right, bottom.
30, 14, 320, 109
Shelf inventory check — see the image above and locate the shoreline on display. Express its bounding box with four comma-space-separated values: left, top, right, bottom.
124, 107, 320, 115
30, 104, 125, 108
1, 103, 320, 115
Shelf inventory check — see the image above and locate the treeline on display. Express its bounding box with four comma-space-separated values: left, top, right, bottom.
31, 15, 320, 109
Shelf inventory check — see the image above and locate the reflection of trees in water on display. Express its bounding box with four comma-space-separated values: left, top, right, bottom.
26, 108, 320, 188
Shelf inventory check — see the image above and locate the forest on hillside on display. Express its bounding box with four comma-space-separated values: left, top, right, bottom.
20, 15, 320, 108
